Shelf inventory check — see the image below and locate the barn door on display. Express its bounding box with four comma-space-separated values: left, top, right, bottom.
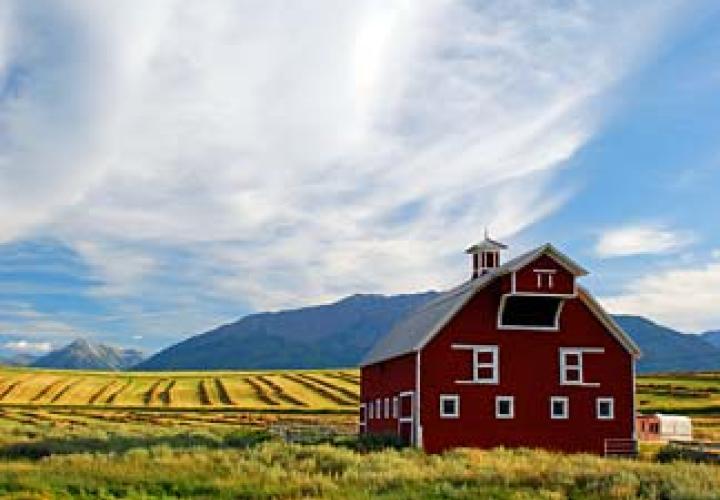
398, 391, 414, 446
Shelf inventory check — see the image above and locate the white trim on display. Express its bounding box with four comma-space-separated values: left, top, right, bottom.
533, 268, 558, 273
439, 394, 460, 419
597, 397, 614, 420
550, 396, 569, 419
511, 271, 517, 293
392, 396, 399, 419
577, 287, 641, 357
559, 347, 604, 387
415, 350, 422, 448
495, 395, 514, 419
452, 344, 498, 384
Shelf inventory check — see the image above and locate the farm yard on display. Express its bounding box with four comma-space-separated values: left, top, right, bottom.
0, 368, 717, 497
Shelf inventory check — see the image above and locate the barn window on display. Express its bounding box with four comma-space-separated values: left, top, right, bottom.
384, 398, 390, 419
439, 394, 459, 418
375, 399, 381, 419
597, 397, 614, 420
495, 396, 514, 419
550, 396, 569, 419
359, 404, 366, 426
392, 396, 399, 419
559, 348, 603, 386
498, 296, 563, 329
452, 344, 499, 384
368, 401, 374, 419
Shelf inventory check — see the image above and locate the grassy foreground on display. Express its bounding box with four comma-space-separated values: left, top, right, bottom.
0, 369, 717, 497
0, 407, 717, 499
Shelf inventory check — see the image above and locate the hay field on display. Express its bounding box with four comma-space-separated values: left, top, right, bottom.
0, 367, 360, 412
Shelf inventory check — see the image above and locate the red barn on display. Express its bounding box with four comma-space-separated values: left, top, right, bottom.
359, 237, 641, 456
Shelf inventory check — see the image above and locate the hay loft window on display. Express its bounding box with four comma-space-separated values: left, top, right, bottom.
439, 394, 459, 418
452, 345, 499, 384
499, 296, 563, 330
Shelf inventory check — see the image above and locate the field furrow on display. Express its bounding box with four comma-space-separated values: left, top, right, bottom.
281, 374, 354, 407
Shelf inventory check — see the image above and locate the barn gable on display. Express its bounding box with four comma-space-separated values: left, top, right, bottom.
361, 243, 639, 367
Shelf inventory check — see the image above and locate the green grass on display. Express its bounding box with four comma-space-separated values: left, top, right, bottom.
0, 407, 716, 498
0, 368, 715, 497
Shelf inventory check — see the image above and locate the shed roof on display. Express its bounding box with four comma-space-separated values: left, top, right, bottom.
360, 243, 639, 366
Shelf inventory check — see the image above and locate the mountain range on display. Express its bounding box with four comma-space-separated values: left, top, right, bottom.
134, 292, 720, 374
31, 339, 145, 370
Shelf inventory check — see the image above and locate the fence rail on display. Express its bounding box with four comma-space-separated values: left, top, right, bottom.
604, 438, 638, 457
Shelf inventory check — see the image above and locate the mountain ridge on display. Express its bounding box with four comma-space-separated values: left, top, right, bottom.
32, 338, 145, 370
137, 292, 720, 374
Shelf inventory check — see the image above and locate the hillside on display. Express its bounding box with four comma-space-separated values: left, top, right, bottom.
137, 292, 720, 373
136, 292, 437, 370
701, 330, 720, 348
32, 339, 145, 370
613, 316, 720, 373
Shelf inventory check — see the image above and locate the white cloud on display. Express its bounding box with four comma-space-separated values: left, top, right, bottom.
3, 340, 52, 353
595, 225, 691, 258
601, 260, 720, 332
0, 1, 691, 316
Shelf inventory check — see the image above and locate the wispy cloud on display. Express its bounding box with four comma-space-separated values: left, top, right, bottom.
0, 1, 690, 322
595, 224, 693, 258
3, 340, 51, 353
601, 254, 720, 332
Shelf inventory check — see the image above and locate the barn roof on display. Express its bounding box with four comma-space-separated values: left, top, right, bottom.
360, 243, 639, 367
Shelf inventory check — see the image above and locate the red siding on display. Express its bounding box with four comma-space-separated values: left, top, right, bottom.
513, 255, 575, 295
360, 353, 415, 436
419, 278, 634, 454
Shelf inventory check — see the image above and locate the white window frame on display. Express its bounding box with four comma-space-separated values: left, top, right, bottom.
534, 269, 556, 289
439, 394, 459, 419
392, 396, 399, 419
368, 401, 374, 419
495, 396, 514, 419
384, 397, 390, 419
550, 396, 569, 420
496, 294, 566, 331
596, 397, 614, 420
375, 398, 381, 419
452, 344, 498, 384
559, 347, 603, 386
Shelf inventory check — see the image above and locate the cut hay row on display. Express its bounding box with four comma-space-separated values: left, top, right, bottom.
88, 380, 121, 404
198, 379, 219, 406
30, 377, 66, 403
143, 379, 168, 406
245, 377, 278, 406
281, 374, 354, 407
0, 379, 25, 401
324, 371, 360, 385
50, 380, 82, 403
106, 380, 132, 404
256, 376, 307, 407
214, 378, 234, 405
302, 373, 359, 402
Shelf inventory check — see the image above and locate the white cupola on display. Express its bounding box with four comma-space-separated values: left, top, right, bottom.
465, 230, 507, 279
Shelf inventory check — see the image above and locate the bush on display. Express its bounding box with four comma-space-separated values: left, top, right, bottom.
351, 432, 406, 452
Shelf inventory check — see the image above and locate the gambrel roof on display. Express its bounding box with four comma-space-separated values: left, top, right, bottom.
360, 243, 639, 367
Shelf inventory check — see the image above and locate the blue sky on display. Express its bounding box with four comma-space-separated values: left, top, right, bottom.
0, 1, 719, 356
